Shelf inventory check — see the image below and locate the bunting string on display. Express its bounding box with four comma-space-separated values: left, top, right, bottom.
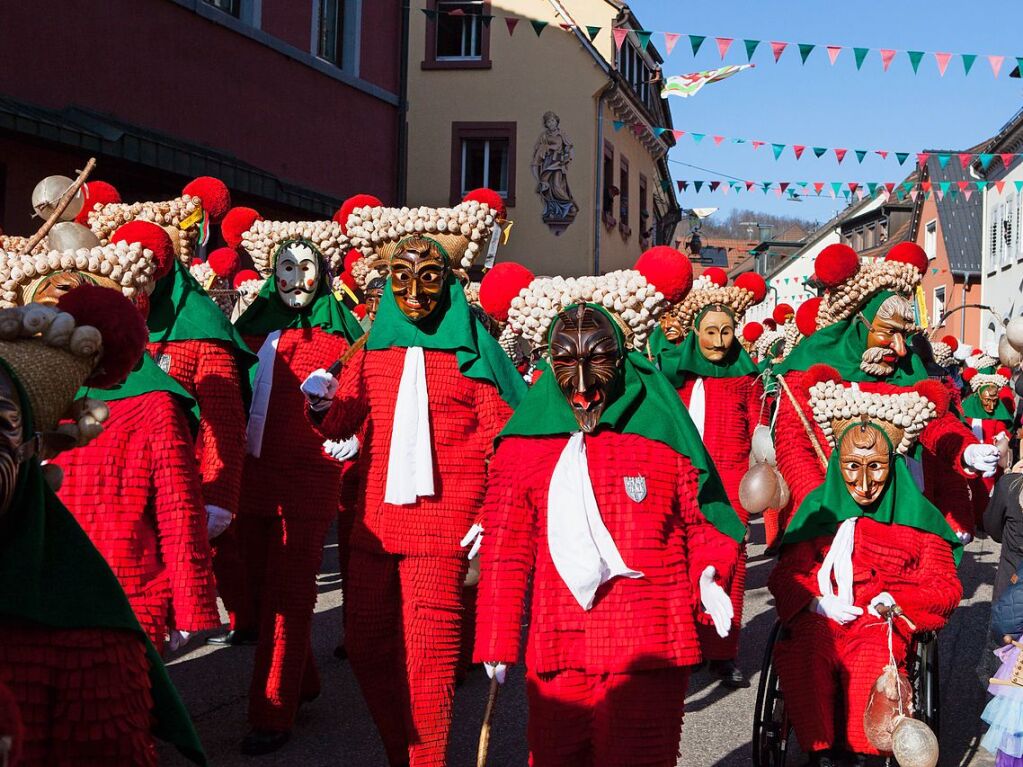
675, 178, 1023, 201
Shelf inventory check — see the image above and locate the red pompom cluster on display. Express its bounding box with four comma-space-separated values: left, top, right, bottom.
913, 379, 950, 418
221, 206, 262, 249
796, 297, 823, 337
339, 271, 356, 291
999, 366, 1014, 378
57, 285, 148, 388
801, 364, 841, 395
333, 194, 384, 230
352, 304, 368, 320
74, 180, 121, 224
702, 266, 727, 287
480, 262, 535, 322
734, 272, 767, 302
815, 243, 859, 288
182, 177, 231, 223
962, 367, 978, 383
233, 269, 260, 289
886, 242, 928, 274
110, 221, 175, 279
940, 335, 959, 351
741, 322, 764, 343
343, 249, 362, 272
462, 188, 507, 221
635, 247, 692, 305
207, 247, 240, 278
773, 303, 795, 324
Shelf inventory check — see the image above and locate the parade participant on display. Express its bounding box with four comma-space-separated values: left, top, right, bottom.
301, 198, 521, 767
0, 290, 207, 767
962, 366, 1015, 521
232, 216, 362, 754
769, 365, 962, 765
773, 243, 995, 533
649, 262, 768, 688
473, 252, 743, 767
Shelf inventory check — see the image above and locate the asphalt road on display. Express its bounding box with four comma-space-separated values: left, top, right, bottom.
160, 517, 1002, 767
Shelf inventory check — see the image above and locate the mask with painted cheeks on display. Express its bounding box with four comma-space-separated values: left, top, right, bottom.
390, 236, 449, 322
274, 241, 321, 310
695, 306, 736, 362
860, 294, 917, 377
838, 423, 892, 507
979, 385, 1000, 415
364, 276, 386, 322
549, 305, 624, 433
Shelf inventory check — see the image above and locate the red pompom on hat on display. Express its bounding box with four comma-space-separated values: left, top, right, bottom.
941, 335, 959, 352
800, 364, 841, 396
190, 257, 204, 267
343, 249, 363, 272
962, 367, 978, 383
74, 180, 121, 224
462, 187, 507, 221
702, 266, 728, 287
815, 243, 860, 288
221, 206, 262, 249
886, 241, 928, 273
480, 262, 535, 323
182, 176, 231, 223
635, 246, 692, 305
734, 272, 767, 303
110, 220, 175, 279
773, 303, 795, 324
57, 285, 148, 388
339, 271, 356, 290
207, 247, 241, 278
742, 322, 764, 343
352, 304, 367, 320
999, 366, 1014, 378
796, 297, 823, 337
333, 194, 384, 231
233, 269, 260, 289
913, 379, 950, 418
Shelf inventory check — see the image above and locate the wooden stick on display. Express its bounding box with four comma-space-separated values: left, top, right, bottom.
476, 677, 499, 767
19, 158, 97, 257
776, 374, 829, 470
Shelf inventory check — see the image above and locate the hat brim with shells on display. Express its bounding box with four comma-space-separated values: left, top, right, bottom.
88, 195, 207, 266
963, 366, 1011, 393
667, 267, 767, 335
240, 220, 345, 277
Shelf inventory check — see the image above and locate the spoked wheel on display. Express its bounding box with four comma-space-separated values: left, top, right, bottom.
907, 632, 940, 737
753, 621, 792, 767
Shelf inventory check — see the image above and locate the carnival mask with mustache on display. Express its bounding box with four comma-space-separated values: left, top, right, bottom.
696, 307, 736, 362
390, 237, 449, 321
550, 305, 624, 433
979, 385, 1000, 415
838, 423, 891, 507
860, 294, 916, 377
275, 241, 320, 310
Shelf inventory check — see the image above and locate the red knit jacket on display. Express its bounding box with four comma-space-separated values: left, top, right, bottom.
768, 517, 962, 635
240, 328, 349, 519
54, 392, 220, 633
775, 372, 976, 512
675, 373, 767, 515
474, 432, 740, 674
147, 338, 247, 514
312, 347, 513, 558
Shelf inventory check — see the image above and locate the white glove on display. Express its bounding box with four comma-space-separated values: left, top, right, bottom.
324, 435, 359, 462
698, 566, 734, 638
868, 591, 896, 618
301, 368, 338, 412
963, 443, 1000, 478
460, 523, 484, 560
206, 504, 232, 540
168, 629, 192, 652
484, 662, 508, 685
813, 594, 864, 625
956, 530, 974, 545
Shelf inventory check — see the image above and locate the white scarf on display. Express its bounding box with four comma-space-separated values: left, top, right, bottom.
817, 517, 857, 604
385, 346, 434, 505
246, 330, 281, 458
547, 432, 643, 610
689, 378, 706, 438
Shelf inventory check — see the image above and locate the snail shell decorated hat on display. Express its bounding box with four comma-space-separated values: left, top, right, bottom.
667, 267, 768, 334
801, 363, 949, 456
813, 242, 927, 329
930, 335, 959, 368
962, 365, 1011, 394
235, 216, 345, 277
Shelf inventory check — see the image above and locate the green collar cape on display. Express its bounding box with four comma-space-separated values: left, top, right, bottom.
648, 324, 758, 386
962, 391, 1014, 425
0, 359, 206, 765
366, 276, 526, 408
782, 425, 962, 566
775, 291, 929, 385
147, 260, 258, 404
234, 273, 363, 343
79, 353, 200, 435
499, 304, 745, 543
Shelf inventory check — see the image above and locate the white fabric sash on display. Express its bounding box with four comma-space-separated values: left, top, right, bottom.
385, 346, 435, 505
970, 417, 985, 442
246, 330, 281, 458
547, 432, 643, 610
689, 377, 706, 438
817, 517, 856, 604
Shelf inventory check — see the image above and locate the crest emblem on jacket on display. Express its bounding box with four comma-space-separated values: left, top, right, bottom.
624, 475, 647, 502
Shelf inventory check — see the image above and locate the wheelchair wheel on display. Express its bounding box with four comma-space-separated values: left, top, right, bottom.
752, 621, 792, 767
908, 633, 940, 737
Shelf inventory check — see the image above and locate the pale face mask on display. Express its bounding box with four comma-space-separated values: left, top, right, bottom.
275, 242, 320, 310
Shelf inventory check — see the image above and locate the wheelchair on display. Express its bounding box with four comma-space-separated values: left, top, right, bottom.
751, 620, 940, 767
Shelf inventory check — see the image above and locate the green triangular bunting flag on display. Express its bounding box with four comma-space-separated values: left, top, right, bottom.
962, 53, 977, 76
855, 150, 867, 163
908, 51, 924, 73
694, 181, 704, 193
813, 147, 827, 158
854, 47, 869, 70
798, 43, 815, 64
636, 31, 652, 50
938, 154, 951, 169
867, 182, 878, 195
895, 152, 909, 166
690, 35, 706, 56
772, 143, 785, 160
1015, 180, 1023, 193
586, 26, 601, 41
980, 154, 995, 170
530, 19, 548, 36
744, 39, 761, 62
831, 182, 843, 196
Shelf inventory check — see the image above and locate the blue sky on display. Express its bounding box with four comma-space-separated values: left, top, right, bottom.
628, 0, 1023, 227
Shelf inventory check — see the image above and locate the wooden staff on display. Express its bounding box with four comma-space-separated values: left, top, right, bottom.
19, 158, 97, 256
476, 677, 499, 767
776, 373, 829, 471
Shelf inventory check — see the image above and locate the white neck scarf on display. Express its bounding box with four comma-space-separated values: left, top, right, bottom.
817, 517, 857, 604
245, 330, 281, 458
689, 378, 707, 438
547, 432, 643, 610
385, 346, 434, 505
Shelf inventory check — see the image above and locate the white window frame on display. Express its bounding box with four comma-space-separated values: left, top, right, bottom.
924, 219, 937, 261
460, 138, 509, 197
997, 202, 1007, 267
203, 0, 260, 27
932, 285, 945, 326
435, 0, 485, 61
311, 0, 361, 73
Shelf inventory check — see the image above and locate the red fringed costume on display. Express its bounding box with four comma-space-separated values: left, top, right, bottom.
54, 391, 220, 652
675, 374, 766, 659
475, 433, 739, 767
769, 517, 961, 755
313, 347, 512, 767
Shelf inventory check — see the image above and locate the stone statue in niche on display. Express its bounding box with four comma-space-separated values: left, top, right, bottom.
531, 111, 579, 235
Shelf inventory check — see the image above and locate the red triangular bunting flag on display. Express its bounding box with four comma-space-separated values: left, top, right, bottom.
1002, 153, 1015, 168
884, 183, 896, 195
793, 145, 806, 160
880, 49, 897, 72
770, 41, 788, 62
964, 189, 974, 201
663, 32, 681, 56
745, 181, 756, 191
713, 135, 725, 145
752, 140, 765, 150
710, 181, 721, 191
935, 52, 952, 76
505, 17, 519, 35
813, 182, 825, 195
716, 37, 733, 59
834, 148, 847, 163
921, 181, 932, 192
957, 180, 969, 191
990, 55, 1005, 78
672, 130, 686, 140
826, 45, 841, 65
916, 152, 929, 166
848, 182, 859, 193
876, 150, 889, 160
612, 28, 629, 50
779, 182, 790, 193
559, 23, 573, 32
959, 153, 973, 169
996, 180, 1006, 194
